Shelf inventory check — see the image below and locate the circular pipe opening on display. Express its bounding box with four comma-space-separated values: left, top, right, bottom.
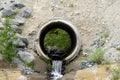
35, 20, 81, 62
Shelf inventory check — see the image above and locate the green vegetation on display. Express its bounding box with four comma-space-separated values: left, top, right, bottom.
2, 14, 15, 19
100, 37, 106, 46
101, 31, 109, 38
44, 28, 71, 51
0, 18, 17, 62
116, 45, 120, 50
23, 61, 34, 68
100, 30, 109, 46
111, 65, 120, 80
90, 48, 105, 64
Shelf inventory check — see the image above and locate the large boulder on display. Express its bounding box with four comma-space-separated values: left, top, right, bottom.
17, 51, 35, 63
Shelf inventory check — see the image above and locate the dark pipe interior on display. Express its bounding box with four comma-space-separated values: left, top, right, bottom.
39, 21, 77, 60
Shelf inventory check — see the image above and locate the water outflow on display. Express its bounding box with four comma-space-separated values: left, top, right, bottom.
51, 60, 63, 80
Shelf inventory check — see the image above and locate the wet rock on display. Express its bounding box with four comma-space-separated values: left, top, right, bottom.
23, 68, 33, 75
2, 5, 15, 16
58, 72, 75, 80
104, 48, 120, 63
17, 51, 35, 63
80, 60, 95, 69
10, 16, 25, 25
13, 38, 26, 48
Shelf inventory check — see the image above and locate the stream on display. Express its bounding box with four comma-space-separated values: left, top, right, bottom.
51, 60, 63, 80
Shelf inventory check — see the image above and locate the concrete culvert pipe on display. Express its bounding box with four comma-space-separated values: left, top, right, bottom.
35, 20, 81, 62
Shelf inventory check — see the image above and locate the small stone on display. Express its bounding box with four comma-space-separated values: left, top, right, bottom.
21, 8, 31, 18
17, 51, 35, 63
17, 7, 31, 18
23, 68, 33, 75
10, 0, 15, 3
12, 3, 25, 9
80, 60, 95, 69
10, 16, 25, 25
21, 38, 29, 47
16, 48, 25, 52
2, 5, 15, 16
16, 34, 29, 47
11, 25, 22, 34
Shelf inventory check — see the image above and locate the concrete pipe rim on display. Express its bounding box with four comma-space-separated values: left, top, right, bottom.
35, 19, 81, 62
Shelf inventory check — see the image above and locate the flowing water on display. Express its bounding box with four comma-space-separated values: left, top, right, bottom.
51, 60, 63, 80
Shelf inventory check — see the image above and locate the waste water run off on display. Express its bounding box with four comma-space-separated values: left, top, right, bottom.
51, 60, 63, 80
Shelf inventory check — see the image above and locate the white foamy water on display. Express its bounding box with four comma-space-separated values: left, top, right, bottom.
51, 60, 63, 80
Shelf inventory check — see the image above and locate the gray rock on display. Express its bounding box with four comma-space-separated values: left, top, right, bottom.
16, 48, 25, 52
10, 16, 25, 25
12, 3, 25, 9
12, 58, 33, 75
80, 60, 95, 69
0, 2, 3, 10
1, 18, 5, 24
10, 0, 15, 3
13, 38, 26, 48
23, 68, 33, 75
12, 58, 25, 69
21, 8, 31, 18
104, 48, 120, 63
21, 37, 29, 47
17, 51, 35, 63
11, 25, 22, 34
0, 22, 4, 29
2, 5, 15, 16
16, 34, 29, 47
